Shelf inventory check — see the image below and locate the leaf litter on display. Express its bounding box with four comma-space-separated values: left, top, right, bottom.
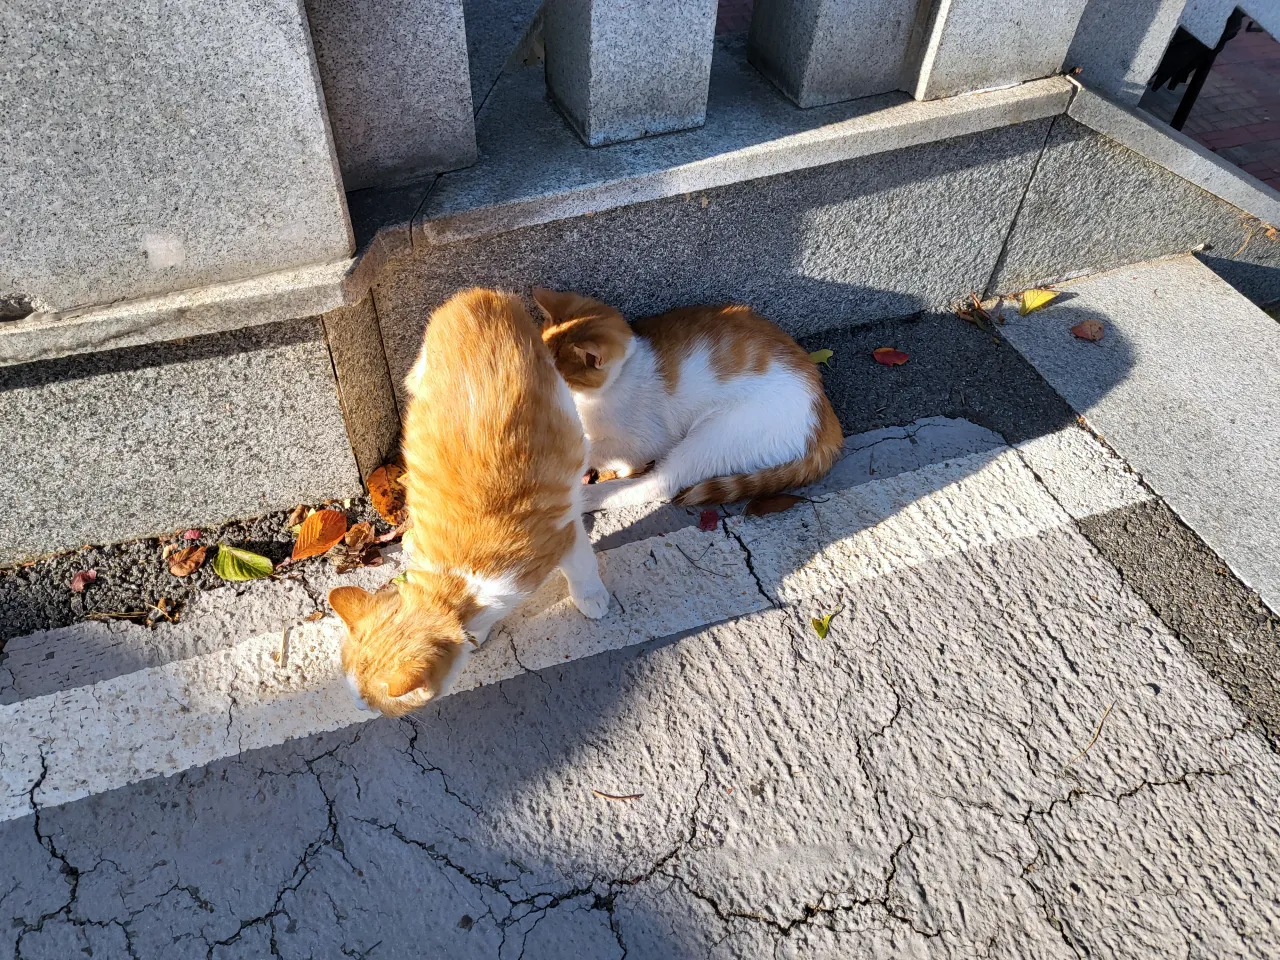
744, 493, 827, 517
955, 292, 1000, 333
872, 347, 909, 366
167, 545, 207, 578
368, 464, 408, 526
332, 522, 383, 574
811, 610, 840, 639
1019, 288, 1059, 315
213, 545, 274, 582
1071, 319, 1105, 342
291, 509, 348, 561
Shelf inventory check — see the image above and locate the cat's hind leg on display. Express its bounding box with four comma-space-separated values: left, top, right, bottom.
559, 516, 611, 618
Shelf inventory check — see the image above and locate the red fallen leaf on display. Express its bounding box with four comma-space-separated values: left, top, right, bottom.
698, 509, 719, 532
368, 464, 408, 526
744, 494, 806, 517
182, 529, 201, 541
70, 569, 97, 593
168, 545, 207, 577
292, 509, 348, 561
872, 347, 910, 366
1071, 319, 1104, 342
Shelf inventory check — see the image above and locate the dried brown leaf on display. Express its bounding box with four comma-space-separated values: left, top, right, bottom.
345, 521, 375, 552
1070, 319, 1105, 342
744, 494, 806, 517
368, 464, 408, 526
292, 509, 348, 561
376, 522, 409, 544
168, 545, 207, 578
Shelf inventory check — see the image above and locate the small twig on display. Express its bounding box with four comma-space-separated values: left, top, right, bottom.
1064, 702, 1115, 770
279, 626, 291, 670
85, 610, 149, 622
592, 790, 643, 801
672, 542, 732, 578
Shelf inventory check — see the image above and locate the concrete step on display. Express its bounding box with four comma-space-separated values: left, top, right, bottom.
997, 254, 1280, 613
0, 417, 1147, 820
6, 62, 1280, 568
6, 415, 1280, 959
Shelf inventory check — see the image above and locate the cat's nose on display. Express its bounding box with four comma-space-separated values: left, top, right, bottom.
345, 672, 378, 713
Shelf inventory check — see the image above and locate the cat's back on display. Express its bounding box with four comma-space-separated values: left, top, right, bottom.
402, 288, 582, 503
408, 288, 554, 411
633, 304, 818, 396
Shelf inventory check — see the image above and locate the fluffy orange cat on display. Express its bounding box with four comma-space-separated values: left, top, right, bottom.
330, 288, 610, 717
537, 291, 842, 508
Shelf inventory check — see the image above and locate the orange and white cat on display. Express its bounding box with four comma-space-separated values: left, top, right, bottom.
536, 290, 843, 510
330, 288, 610, 717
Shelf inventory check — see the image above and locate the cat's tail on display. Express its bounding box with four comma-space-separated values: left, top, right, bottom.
675, 398, 844, 506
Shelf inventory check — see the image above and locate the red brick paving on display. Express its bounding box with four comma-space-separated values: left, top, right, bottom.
1141, 19, 1280, 191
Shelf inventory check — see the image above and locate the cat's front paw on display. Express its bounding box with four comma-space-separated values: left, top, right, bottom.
571, 582, 611, 619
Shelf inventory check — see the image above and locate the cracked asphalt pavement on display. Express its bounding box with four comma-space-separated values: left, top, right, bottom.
2, 312, 1279, 959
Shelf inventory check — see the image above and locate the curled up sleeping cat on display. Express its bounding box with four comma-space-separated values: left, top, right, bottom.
330, 288, 610, 717
535, 290, 843, 511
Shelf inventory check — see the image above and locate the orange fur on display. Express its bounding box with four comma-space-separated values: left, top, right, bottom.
648, 307, 844, 504
534, 288, 634, 390
538, 292, 843, 506
332, 288, 591, 717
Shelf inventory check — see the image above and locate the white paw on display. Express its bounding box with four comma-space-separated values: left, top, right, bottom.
571, 581, 611, 619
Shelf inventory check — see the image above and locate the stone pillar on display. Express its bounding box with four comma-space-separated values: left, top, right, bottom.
911, 0, 1093, 100
1065, 0, 1188, 106
2, 0, 353, 315
543, 0, 719, 146
304, 0, 478, 190
748, 0, 920, 107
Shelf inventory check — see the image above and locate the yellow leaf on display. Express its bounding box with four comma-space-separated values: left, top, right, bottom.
811, 611, 838, 639
1019, 288, 1059, 316
808, 348, 834, 367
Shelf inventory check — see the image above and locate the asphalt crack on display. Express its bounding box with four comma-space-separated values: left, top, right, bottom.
720, 521, 775, 607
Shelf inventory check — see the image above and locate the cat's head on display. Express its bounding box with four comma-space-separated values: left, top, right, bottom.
534, 288, 634, 390
330, 584, 469, 717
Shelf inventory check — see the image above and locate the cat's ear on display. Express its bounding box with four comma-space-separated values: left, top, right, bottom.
572, 341, 605, 369
532, 287, 569, 325
329, 586, 376, 629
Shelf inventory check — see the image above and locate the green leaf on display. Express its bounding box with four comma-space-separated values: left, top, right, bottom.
391, 573, 407, 586
811, 611, 837, 639
213, 544, 274, 582
809, 348, 834, 367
